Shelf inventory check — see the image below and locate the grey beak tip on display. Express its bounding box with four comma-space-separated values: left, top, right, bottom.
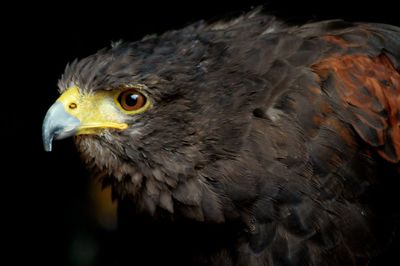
42, 124, 53, 152
43, 139, 53, 152
42, 102, 80, 152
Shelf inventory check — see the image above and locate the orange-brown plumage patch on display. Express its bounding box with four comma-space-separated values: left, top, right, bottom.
326, 117, 356, 147
309, 86, 322, 95
313, 54, 400, 163
322, 35, 349, 49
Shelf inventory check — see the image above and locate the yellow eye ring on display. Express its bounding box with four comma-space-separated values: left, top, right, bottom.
115, 88, 152, 115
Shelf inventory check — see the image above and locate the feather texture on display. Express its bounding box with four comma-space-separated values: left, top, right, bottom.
58, 9, 400, 265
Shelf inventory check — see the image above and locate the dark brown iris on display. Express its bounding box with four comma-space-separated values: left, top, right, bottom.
118, 89, 146, 111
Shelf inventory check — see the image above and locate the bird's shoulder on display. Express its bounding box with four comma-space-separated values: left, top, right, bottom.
212, 18, 400, 263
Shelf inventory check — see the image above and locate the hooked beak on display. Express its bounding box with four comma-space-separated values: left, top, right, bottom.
42, 102, 80, 152
42, 86, 128, 152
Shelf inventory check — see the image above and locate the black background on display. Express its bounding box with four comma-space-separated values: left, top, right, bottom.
4, 0, 400, 265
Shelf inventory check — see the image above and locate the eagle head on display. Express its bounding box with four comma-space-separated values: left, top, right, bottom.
42, 34, 252, 221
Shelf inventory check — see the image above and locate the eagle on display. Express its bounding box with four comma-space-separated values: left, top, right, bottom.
42, 9, 400, 266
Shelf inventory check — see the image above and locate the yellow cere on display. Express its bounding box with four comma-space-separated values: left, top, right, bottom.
56, 86, 129, 135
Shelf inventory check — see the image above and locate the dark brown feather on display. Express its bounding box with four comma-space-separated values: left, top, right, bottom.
58, 10, 400, 265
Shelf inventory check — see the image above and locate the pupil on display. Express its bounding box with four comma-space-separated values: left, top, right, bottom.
126, 94, 138, 106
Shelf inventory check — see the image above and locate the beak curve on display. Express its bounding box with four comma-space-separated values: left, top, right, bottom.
42, 102, 80, 152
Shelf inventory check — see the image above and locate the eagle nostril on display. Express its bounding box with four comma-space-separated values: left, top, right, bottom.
69, 102, 77, 109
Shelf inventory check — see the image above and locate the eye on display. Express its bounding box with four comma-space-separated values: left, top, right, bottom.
117, 89, 147, 111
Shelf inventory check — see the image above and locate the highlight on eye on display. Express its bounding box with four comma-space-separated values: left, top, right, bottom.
116, 88, 147, 113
